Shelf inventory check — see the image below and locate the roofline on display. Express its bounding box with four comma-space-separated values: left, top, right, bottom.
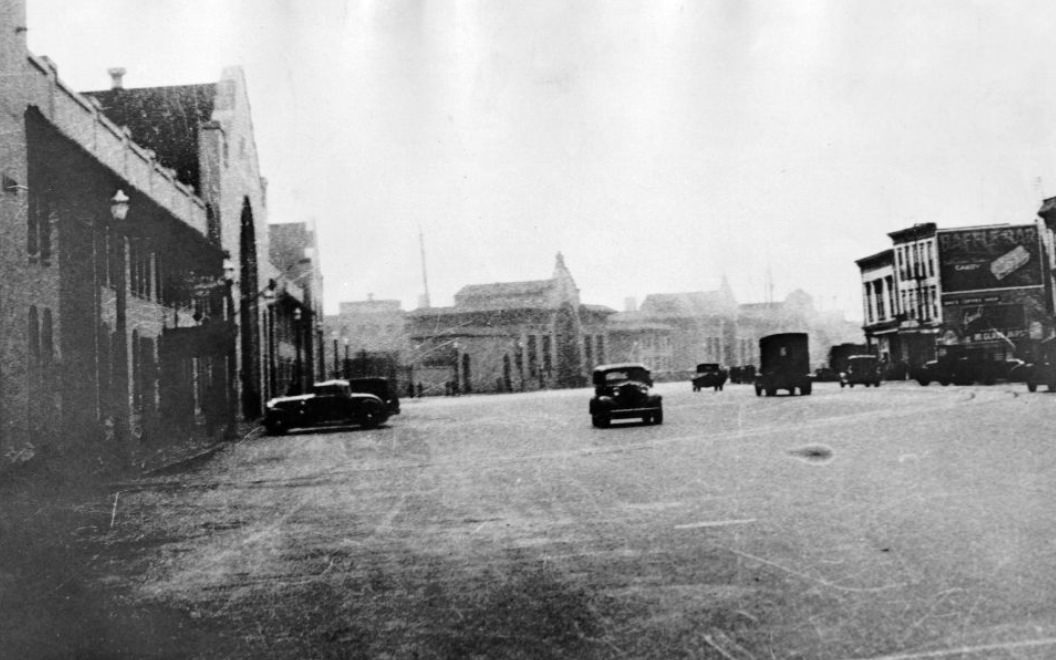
887, 222, 937, 242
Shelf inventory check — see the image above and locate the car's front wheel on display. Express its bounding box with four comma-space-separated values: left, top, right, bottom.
357, 403, 385, 429
592, 414, 610, 428
265, 418, 287, 436
652, 410, 663, 425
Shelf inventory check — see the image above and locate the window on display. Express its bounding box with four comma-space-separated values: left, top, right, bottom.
27, 191, 53, 265
542, 335, 552, 374
864, 284, 873, 324
596, 335, 605, 364
527, 335, 538, 376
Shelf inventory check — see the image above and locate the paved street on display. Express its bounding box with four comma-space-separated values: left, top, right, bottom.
17, 380, 1056, 658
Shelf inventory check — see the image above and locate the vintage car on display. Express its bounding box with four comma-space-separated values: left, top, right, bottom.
813, 367, 840, 382
346, 376, 401, 415
264, 379, 389, 435
691, 363, 728, 392
1020, 338, 1056, 392
840, 354, 882, 388
589, 363, 663, 428
915, 346, 1025, 386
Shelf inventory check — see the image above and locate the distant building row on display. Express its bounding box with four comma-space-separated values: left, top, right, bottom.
325, 254, 862, 395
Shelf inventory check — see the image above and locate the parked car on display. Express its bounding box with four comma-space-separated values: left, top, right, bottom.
589, 363, 663, 428
914, 346, 1024, 386
264, 379, 389, 435
691, 363, 728, 392
1016, 337, 1056, 392
813, 367, 840, 382
346, 376, 401, 415
914, 355, 971, 386
840, 354, 882, 388
755, 333, 813, 396
729, 365, 756, 384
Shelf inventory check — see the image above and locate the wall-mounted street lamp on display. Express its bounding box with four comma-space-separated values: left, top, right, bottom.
110, 189, 130, 222
109, 188, 132, 446
222, 257, 236, 285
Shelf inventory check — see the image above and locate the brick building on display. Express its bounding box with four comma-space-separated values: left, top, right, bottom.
856, 249, 900, 363
324, 296, 409, 382
0, 0, 298, 467
406, 254, 614, 394
856, 221, 1048, 372
604, 310, 675, 374
84, 65, 283, 422
268, 221, 323, 396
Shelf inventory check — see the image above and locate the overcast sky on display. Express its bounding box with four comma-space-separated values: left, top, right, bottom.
26, 1, 1056, 319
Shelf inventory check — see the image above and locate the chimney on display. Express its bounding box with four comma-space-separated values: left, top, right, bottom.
108, 67, 126, 90
1, 1, 28, 71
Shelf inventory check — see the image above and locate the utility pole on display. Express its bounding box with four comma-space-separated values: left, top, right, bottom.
418, 226, 431, 309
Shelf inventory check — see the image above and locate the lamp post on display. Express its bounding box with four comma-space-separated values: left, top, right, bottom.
221, 257, 239, 439
110, 190, 131, 450
331, 332, 340, 378
293, 307, 303, 393
343, 337, 350, 378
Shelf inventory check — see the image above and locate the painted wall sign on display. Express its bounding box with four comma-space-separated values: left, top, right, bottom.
937, 225, 1042, 292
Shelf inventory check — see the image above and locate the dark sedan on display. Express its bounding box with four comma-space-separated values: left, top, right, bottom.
264, 380, 389, 435
589, 363, 663, 428
347, 377, 401, 415
691, 363, 728, 392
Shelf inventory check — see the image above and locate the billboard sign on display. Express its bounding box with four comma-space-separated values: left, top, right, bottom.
937, 225, 1042, 293
941, 289, 1048, 346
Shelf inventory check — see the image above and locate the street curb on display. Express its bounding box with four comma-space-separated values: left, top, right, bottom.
140, 424, 264, 478
143, 443, 229, 477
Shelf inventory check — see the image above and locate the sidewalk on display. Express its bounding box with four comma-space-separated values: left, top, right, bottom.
130, 421, 263, 478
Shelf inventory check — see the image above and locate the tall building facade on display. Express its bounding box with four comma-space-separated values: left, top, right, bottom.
856, 249, 900, 362
0, 0, 300, 469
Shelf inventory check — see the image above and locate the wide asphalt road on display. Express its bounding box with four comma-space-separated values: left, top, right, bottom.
88, 379, 1056, 658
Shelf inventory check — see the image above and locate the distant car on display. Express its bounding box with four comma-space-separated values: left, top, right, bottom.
264, 379, 389, 435
1021, 339, 1056, 392
840, 355, 882, 388
589, 363, 663, 428
813, 367, 840, 382
691, 363, 728, 392
346, 376, 401, 415
915, 350, 1024, 386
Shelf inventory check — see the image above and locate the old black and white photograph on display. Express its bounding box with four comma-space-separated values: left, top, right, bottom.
4, 1, 1056, 658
